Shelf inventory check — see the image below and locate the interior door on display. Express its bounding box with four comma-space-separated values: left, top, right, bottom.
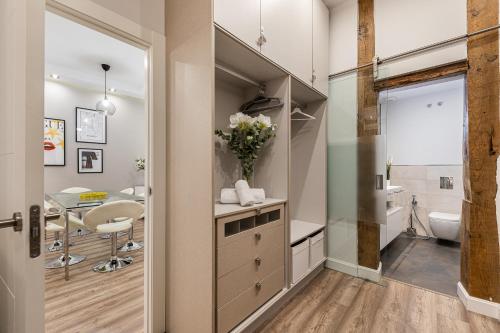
261, 0, 313, 85
0, 1, 45, 332
214, 0, 261, 51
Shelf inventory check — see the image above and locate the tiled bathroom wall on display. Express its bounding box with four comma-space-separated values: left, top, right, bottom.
390, 165, 463, 240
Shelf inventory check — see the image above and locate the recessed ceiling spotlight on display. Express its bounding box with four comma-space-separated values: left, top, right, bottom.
49, 74, 60, 79
108, 87, 116, 93
427, 103, 432, 108
437, 101, 444, 106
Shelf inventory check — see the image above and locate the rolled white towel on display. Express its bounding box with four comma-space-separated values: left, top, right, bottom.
235, 180, 255, 207
220, 188, 266, 204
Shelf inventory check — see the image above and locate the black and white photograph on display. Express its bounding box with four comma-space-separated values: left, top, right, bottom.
76, 107, 107, 144
77, 148, 103, 173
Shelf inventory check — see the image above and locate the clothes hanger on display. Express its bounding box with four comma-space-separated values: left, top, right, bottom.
291, 106, 315, 121
240, 86, 284, 114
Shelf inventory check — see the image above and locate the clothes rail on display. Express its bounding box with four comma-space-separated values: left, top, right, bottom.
328, 24, 500, 80
215, 63, 263, 88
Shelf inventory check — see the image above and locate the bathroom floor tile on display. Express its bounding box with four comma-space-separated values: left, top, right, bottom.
381, 233, 460, 296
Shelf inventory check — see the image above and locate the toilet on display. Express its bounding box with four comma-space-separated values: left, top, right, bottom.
428, 212, 461, 241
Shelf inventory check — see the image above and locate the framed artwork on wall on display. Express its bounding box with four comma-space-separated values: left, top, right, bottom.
76, 107, 107, 144
77, 148, 103, 173
44, 118, 65, 166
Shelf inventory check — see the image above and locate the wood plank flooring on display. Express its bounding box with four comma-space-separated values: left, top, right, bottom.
258, 269, 499, 333
44, 220, 144, 333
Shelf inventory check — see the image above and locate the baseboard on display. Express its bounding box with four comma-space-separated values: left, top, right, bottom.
326, 257, 382, 283
457, 282, 500, 320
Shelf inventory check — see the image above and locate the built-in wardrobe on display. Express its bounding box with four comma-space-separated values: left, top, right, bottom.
166, 1, 329, 332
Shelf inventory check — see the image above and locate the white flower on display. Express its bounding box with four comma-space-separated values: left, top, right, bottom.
229, 112, 254, 128
255, 114, 272, 129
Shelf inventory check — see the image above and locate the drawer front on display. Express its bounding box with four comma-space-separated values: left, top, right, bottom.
217, 266, 284, 333
217, 204, 284, 248
217, 234, 284, 307
217, 224, 284, 278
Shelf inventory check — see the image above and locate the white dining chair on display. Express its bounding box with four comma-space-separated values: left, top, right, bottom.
61, 187, 92, 236
44, 201, 87, 269
83, 200, 144, 272
114, 187, 144, 251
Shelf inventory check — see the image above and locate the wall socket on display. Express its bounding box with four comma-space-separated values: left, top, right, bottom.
440, 177, 454, 190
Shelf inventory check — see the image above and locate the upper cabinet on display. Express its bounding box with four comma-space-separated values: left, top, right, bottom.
261, 0, 312, 85
214, 0, 329, 95
214, 0, 261, 51
313, 0, 329, 95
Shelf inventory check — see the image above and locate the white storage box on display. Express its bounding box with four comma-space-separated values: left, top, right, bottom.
309, 231, 325, 268
291, 239, 309, 284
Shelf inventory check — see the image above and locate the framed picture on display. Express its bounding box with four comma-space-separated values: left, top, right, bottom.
44, 118, 65, 166
77, 148, 103, 173
76, 107, 107, 144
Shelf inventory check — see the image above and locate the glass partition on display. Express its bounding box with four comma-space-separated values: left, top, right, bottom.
327, 73, 358, 274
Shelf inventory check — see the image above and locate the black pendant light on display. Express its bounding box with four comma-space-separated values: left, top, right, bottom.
96, 64, 116, 116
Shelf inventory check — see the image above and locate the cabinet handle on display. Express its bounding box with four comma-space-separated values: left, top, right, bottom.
255, 232, 262, 241
255, 282, 262, 290
255, 257, 262, 266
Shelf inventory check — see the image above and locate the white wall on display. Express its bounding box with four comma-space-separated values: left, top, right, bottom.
328, 0, 467, 76
374, 0, 467, 78
383, 83, 464, 166
44, 80, 145, 193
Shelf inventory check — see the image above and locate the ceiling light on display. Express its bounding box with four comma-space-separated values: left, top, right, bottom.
96, 64, 116, 116
49, 74, 60, 79
108, 87, 116, 93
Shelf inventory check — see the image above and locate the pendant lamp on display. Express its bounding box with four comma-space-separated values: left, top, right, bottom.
96, 64, 116, 116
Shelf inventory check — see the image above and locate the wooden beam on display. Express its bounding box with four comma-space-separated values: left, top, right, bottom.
357, 0, 380, 269
462, 0, 500, 302
373, 59, 469, 91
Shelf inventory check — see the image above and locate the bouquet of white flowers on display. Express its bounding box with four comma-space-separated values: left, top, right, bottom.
215, 112, 277, 181
135, 158, 145, 171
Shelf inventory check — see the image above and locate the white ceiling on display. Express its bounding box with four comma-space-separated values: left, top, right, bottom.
45, 11, 145, 99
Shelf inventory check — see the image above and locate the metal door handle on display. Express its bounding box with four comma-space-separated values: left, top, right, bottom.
0, 212, 22, 232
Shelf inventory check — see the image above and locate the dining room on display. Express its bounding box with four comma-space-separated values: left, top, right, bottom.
42, 11, 148, 333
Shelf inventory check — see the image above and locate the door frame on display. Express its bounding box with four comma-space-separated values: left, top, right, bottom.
45, 1, 167, 331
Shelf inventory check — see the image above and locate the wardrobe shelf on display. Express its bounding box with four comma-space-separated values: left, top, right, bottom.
215, 198, 287, 219
290, 219, 325, 244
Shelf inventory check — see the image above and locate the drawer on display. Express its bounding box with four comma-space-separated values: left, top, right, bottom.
217, 266, 284, 333
217, 204, 284, 248
217, 237, 284, 307
217, 224, 284, 278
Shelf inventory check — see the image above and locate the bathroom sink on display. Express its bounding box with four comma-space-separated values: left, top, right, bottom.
387, 185, 403, 195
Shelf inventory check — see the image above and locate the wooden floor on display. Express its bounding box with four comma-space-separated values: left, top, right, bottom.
259, 270, 499, 333
44, 220, 144, 333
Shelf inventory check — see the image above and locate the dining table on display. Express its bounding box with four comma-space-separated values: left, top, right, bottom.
45, 190, 145, 281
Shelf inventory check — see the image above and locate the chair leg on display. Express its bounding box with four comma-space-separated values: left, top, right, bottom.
118, 224, 144, 252
45, 252, 86, 269
47, 231, 64, 252
93, 232, 133, 273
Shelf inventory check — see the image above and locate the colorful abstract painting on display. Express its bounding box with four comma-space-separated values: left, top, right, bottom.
44, 118, 65, 166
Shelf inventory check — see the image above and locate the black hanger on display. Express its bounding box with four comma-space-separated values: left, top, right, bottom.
240, 87, 284, 114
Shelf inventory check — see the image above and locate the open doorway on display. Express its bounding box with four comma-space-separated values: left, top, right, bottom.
43, 11, 148, 332
379, 75, 465, 296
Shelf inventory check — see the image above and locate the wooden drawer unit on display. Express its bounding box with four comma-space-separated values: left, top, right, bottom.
216, 203, 285, 333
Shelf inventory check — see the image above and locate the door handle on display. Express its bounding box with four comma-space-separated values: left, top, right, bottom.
0, 212, 22, 232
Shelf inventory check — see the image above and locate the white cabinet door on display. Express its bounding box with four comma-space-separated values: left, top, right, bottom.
214, 0, 261, 51
261, 0, 313, 85
313, 0, 329, 95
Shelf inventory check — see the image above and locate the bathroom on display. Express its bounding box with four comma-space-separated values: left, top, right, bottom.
379, 75, 465, 296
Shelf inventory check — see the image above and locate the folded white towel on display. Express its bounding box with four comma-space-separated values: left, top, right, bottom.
235, 180, 255, 207
220, 188, 266, 204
